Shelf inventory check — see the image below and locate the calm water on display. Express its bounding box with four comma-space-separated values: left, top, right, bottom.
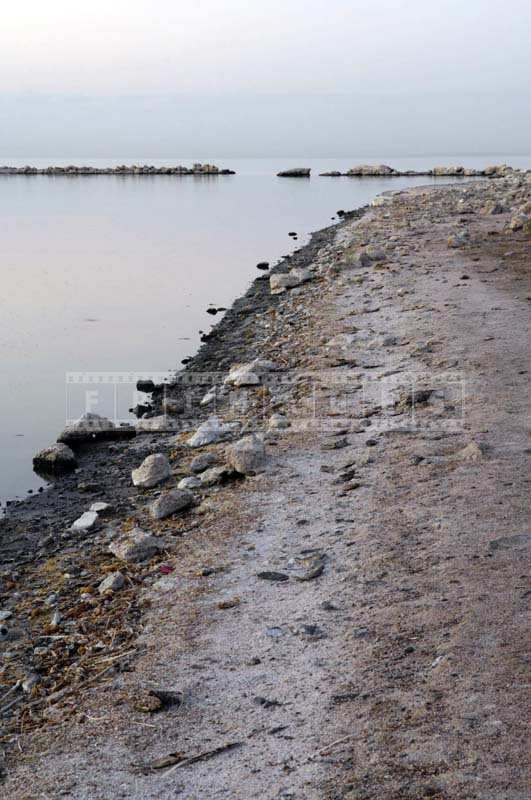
1, 155, 530, 507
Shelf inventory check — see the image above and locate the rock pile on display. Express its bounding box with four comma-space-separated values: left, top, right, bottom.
320, 163, 524, 178
0, 163, 236, 176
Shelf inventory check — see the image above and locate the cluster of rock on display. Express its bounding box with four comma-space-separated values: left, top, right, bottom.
0, 163, 235, 176
33, 412, 136, 474
319, 164, 522, 178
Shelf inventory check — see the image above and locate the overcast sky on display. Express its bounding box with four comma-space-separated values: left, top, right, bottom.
1, 0, 530, 156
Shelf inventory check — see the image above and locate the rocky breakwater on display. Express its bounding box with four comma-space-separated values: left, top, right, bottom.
319, 162, 524, 177
0, 162, 236, 176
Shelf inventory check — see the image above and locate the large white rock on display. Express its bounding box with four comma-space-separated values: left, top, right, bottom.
187, 416, 239, 447
71, 510, 99, 532
224, 359, 277, 387
150, 489, 194, 519
270, 268, 311, 295
33, 443, 77, 473
226, 434, 266, 475
109, 528, 162, 562
224, 364, 260, 385
58, 412, 135, 444
131, 453, 171, 488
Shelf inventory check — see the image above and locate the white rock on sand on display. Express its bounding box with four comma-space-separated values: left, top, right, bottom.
71, 510, 99, 532
270, 268, 311, 295
226, 434, 266, 475
109, 529, 162, 562
187, 416, 239, 447
224, 359, 277, 386
131, 453, 171, 487
149, 489, 194, 520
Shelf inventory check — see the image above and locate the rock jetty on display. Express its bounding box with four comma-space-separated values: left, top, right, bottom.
320, 162, 523, 177
0, 162, 235, 176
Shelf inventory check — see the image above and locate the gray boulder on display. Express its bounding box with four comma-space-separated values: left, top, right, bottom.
190, 452, 217, 473
33, 443, 77, 473
132, 453, 171, 488
226, 434, 266, 475
199, 466, 234, 486
150, 489, 194, 520
109, 528, 162, 562
58, 412, 135, 445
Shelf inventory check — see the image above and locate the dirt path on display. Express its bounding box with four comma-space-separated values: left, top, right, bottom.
1, 179, 530, 799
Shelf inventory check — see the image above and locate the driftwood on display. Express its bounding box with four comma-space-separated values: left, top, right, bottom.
136, 740, 242, 774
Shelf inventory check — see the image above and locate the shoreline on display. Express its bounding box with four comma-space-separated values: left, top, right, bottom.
1, 175, 530, 797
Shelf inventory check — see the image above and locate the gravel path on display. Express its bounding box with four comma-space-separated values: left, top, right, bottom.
1, 178, 530, 799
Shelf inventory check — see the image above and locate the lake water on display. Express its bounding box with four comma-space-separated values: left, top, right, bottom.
1, 155, 530, 508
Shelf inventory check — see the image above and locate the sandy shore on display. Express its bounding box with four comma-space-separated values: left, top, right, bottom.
1, 175, 530, 798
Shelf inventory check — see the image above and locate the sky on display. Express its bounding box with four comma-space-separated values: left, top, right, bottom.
1, 0, 530, 156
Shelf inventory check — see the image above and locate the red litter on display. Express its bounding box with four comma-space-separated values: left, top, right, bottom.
159, 564, 175, 575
